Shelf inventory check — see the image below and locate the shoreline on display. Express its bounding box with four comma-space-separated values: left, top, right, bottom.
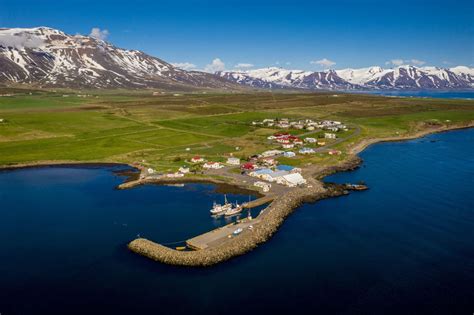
1, 123, 472, 267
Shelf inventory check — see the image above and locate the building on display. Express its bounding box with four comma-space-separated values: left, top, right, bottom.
328, 150, 342, 155
283, 151, 296, 158
299, 147, 315, 154
268, 170, 290, 182
262, 157, 277, 166
226, 157, 241, 165
179, 166, 190, 173
281, 173, 307, 187
282, 143, 294, 149
304, 137, 317, 143
324, 133, 337, 139
277, 165, 294, 172
166, 172, 184, 178
254, 181, 271, 192
317, 141, 326, 146
190, 156, 205, 163
261, 150, 284, 158
249, 168, 273, 179
203, 162, 224, 169
293, 139, 303, 145
241, 162, 256, 171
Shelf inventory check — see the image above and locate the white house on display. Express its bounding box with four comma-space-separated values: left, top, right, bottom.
179, 166, 190, 173
324, 133, 337, 139
261, 150, 284, 158
304, 137, 317, 143
283, 151, 296, 158
282, 143, 294, 149
281, 173, 306, 187
226, 157, 241, 165
203, 162, 224, 169
167, 172, 184, 178
299, 147, 315, 154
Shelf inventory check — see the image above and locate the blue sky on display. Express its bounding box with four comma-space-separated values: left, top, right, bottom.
1, 0, 473, 71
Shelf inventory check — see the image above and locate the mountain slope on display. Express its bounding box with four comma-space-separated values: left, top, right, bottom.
220, 65, 474, 90
0, 27, 237, 89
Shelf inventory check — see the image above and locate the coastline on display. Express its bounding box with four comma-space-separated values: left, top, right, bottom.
1, 123, 472, 267
127, 122, 473, 267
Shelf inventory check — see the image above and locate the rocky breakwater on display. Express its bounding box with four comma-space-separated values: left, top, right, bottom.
128, 179, 348, 267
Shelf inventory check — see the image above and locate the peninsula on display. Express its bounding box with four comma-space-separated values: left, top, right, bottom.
1, 89, 473, 266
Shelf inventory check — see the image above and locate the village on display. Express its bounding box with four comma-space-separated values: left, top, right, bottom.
139, 118, 349, 193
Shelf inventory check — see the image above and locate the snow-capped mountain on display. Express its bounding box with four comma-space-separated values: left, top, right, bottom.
0, 27, 236, 89
217, 67, 358, 90
220, 65, 474, 90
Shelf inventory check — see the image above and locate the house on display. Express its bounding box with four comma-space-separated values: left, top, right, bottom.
283, 151, 296, 158
281, 173, 307, 187
262, 157, 278, 166
317, 141, 326, 146
190, 156, 205, 163
282, 143, 294, 149
277, 165, 294, 172
294, 124, 304, 129
327, 127, 339, 132
306, 126, 315, 131
227, 157, 240, 165
328, 150, 342, 155
179, 166, 190, 173
324, 133, 337, 139
293, 139, 303, 145
261, 150, 284, 158
203, 162, 224, 169
254, 181, 271, 192
268, 170, 290, 182
241, 162, 256, 171
304, 137, 317, 143
299, 147, 315, 154
249, 168, 273, 179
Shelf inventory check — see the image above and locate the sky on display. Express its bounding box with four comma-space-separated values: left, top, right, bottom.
1, 0, 473, 71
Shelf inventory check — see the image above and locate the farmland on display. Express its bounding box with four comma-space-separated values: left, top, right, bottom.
1, 89, 473, 172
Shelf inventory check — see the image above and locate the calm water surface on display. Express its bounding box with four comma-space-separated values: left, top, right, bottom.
1, 129, 473, 315
362, 90, 474, 99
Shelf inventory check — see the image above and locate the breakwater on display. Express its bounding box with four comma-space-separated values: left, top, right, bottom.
128, 179, 348, 266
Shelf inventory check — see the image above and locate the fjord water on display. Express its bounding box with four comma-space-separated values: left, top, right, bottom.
364, 90, 474, 99
1, 129, 473, 314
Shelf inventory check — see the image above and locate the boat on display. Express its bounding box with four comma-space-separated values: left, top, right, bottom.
210, 194, 232, 215
224, 202, 243, 216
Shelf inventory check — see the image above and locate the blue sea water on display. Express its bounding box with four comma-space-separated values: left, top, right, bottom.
0, 128, 473, 315
362, 90, 474, 99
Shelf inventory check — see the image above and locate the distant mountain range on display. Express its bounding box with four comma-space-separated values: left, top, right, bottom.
1, 27, 473, 91
218, 66, 474, 90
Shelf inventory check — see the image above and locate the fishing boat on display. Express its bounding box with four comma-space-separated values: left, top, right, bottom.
224, 202, 243, 216
210, 194, 232, 215
233, 228, 243, 235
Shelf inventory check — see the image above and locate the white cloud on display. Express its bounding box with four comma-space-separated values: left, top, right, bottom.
204, 58, 225, 73
385, 58, 426, 66
385, 59, 405, 66
310, 58, 336, 68
89, 27, 109, 41
235, 63, 254, 69
171, 62, 197, 70
0, 33, 44, 49
409, 59, 426, 66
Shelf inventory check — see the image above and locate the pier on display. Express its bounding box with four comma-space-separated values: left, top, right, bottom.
186, 217, 259, 250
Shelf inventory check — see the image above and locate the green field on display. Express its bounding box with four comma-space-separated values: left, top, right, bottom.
1, 89, 473, 171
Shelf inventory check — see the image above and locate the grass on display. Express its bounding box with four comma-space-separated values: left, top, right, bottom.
1, 88, 473, 170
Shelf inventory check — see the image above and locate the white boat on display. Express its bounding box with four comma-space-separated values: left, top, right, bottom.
224, 202, 243, 216
210, 195, 232, 215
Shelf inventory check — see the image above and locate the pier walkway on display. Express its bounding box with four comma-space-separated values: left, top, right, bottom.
186, 217, 260, 250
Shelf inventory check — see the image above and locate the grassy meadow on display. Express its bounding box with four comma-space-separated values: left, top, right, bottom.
1, 89, 473, 172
